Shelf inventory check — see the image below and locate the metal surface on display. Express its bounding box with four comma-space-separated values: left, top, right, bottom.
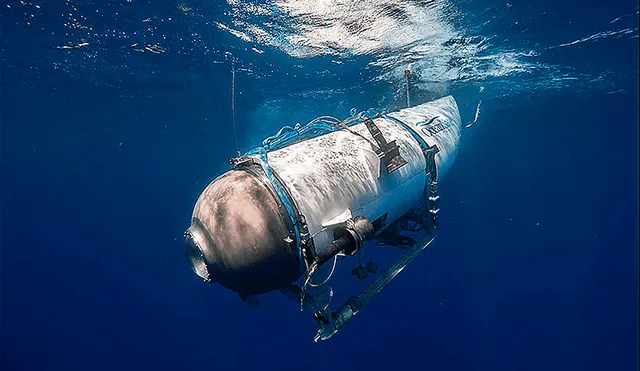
186, 167, 301, 295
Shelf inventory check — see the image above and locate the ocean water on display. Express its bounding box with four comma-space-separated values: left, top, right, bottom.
1, 0, 638, 370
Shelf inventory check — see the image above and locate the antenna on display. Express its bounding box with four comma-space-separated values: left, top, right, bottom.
231, 63, 240, 157
404, 66, 411, 108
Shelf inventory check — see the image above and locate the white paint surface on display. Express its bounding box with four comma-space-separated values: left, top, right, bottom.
259, 96, 462, 253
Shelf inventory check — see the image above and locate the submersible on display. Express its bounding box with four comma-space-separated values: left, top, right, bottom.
185, 95, 464, 341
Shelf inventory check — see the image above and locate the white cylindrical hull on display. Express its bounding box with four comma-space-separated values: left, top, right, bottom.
262, 96, 462, 253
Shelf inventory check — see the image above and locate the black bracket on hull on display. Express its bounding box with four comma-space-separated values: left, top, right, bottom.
363, 117, 408, 174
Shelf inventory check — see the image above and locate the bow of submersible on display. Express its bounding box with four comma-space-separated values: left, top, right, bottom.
185, 95, 465, 341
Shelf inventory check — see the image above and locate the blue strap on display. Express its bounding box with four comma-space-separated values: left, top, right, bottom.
383, 114, 430, 153
253, 148, 303, 265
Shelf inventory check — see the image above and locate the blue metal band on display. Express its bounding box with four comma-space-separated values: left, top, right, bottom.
253, 148, 304, 268
382, 114, 431, 154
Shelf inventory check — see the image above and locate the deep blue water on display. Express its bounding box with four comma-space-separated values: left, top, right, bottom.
1, 0, 638, 370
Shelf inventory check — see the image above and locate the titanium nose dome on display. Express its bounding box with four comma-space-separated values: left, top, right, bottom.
184, 167, 302, 295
